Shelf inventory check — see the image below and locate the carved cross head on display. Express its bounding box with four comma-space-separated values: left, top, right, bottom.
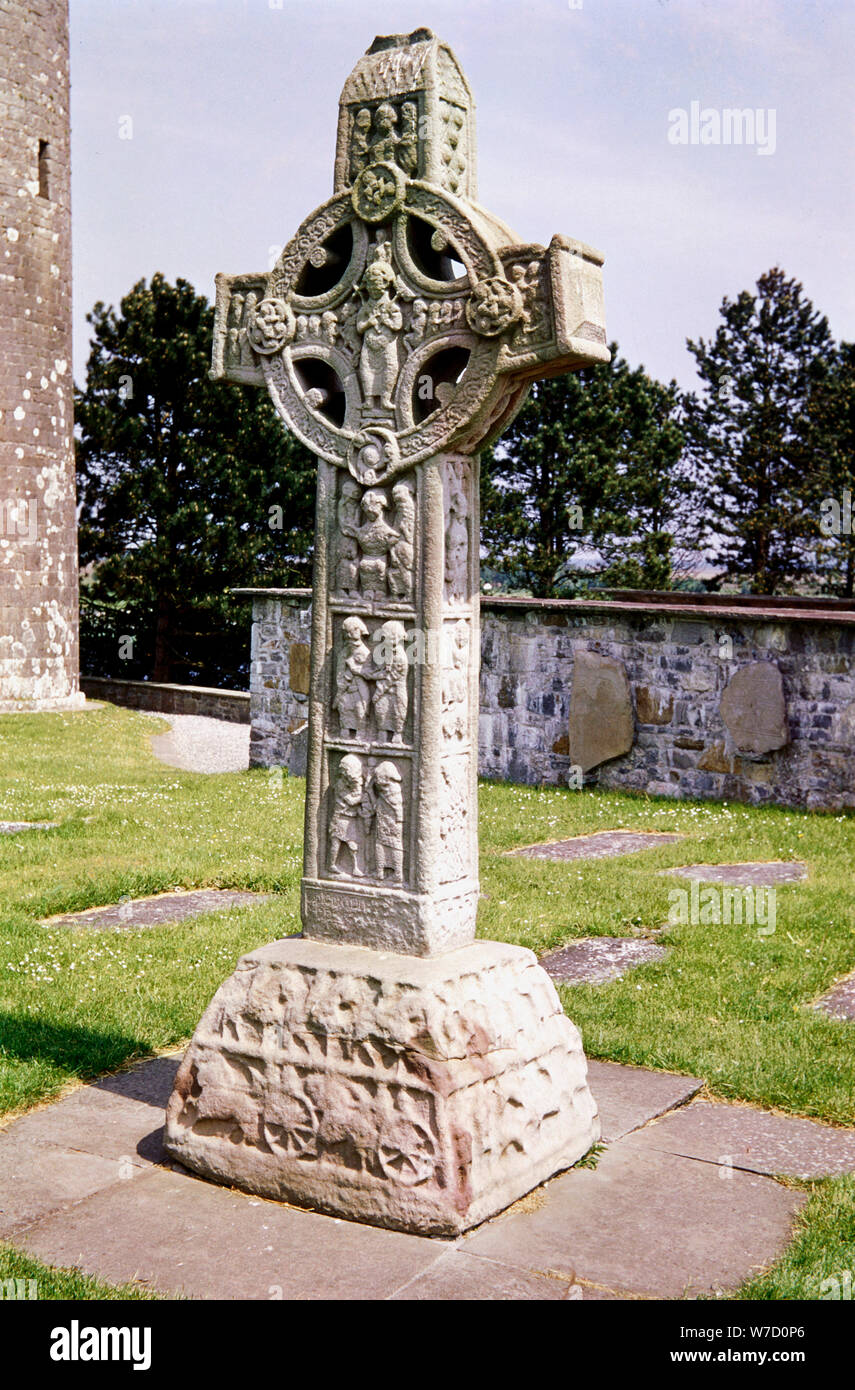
211, 27, 609, 484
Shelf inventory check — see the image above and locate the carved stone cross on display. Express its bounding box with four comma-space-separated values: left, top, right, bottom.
166, 28, 607, 1234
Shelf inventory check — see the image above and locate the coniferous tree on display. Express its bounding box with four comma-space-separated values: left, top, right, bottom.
76, 274, 316, 685
683, 268, 834, 594
809, 342, 855, 597
481, 345, 687, 595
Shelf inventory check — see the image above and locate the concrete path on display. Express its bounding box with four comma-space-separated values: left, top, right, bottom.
2, 1051, 847, 1300
146, 713, 250, 774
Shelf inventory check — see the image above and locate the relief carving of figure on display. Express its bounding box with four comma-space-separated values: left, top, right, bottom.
441, 620, 469, 740
351, 106, 373, 179
439, 760, 468, 883
356, 243, 403, 410
444, 461, 470, 602
356, 488, 398, 597
329, 753, 367, 878
336, 478, 362, 597
399, 101, 419, 176
365, 761, 404, 884
372, 620, 409, 744
388, 479, 415, 601
369, 101, 400, 165
334, 616, 372, 738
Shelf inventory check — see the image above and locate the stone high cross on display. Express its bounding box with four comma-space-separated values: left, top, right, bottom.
166, 29, 607, 1234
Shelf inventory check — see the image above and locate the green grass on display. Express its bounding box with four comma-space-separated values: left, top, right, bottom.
0, 703, 853, 1299
0, 1241, 160, 1300
735, 1176, 855, 1300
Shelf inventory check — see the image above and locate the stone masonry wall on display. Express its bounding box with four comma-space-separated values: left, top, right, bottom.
0, 0, 81, 709
243, 592, 313, 768
246, 591, 855, 812
479, 601, 855, 812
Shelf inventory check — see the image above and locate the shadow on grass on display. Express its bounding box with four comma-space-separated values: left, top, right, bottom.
0, 1012, 152, 1083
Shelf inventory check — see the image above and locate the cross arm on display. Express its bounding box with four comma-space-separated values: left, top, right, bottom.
211, 271, 270, 386
496, 235, 610, 386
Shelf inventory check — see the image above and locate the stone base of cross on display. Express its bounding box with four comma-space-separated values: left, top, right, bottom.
166, 29, 608, 1235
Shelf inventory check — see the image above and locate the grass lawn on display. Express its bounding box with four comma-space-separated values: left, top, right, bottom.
0, 702, 853, 1299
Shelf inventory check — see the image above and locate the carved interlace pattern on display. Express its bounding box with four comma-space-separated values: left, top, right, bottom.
246, 297, 295, 354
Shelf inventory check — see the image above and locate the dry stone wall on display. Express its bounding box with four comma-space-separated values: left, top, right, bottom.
246, 591, 855, 812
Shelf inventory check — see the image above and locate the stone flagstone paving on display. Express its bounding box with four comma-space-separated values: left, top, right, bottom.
509, 830, 684, 861
665, 861, 808, 887
2, 1050, 846, 1300
814, 971, 855, 1022
540, 937, 667, 985
41, 889, 271, 932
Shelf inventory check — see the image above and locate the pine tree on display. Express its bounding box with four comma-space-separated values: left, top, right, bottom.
809, 343, 855, 597
76, 274, 316, 685
480, 345, 686, 595
683, 268, 834, 594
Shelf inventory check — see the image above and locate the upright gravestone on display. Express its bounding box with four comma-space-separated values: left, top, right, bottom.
166, 28, 609, 1234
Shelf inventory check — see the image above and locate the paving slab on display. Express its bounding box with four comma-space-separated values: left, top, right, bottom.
586, 1059, 703, 1141
815, 971, 855, 1022
17, 1166, 443, 1301
462, 1142, 806, 1300
92, 1053, 181, 1109
0, 820, 58, 833
541, 936, 667, 985
0, 1131, 125, 1239
0, 1081, 166, 1170
664, 861, 807, 887
42, 889, 271, 931
510, 830, 683, 862
389, 1249, 574, 1300
622, 1098, 855, 1178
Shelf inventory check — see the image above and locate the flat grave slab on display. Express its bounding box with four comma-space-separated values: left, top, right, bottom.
540, 936, 667, 985
510, 830, 684, 861
586, 1059, 703, 1141
622, 1098, 855, 1178
664, 861, 807, 887
41, 888, 271, 931
815, 972, 855, 1022
461, 1141, 807, 1300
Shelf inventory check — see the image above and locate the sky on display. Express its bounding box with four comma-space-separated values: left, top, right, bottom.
68, 0, 854, 391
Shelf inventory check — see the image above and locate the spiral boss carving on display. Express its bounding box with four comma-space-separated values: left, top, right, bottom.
167, 27, 608, 1235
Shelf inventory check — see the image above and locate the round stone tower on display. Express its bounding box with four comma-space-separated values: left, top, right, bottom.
0, 0, 83, 710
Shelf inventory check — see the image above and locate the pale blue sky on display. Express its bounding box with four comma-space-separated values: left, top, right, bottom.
69, 0, 854, 390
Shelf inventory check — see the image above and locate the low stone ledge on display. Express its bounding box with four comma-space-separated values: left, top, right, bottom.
80, 677, 250, 724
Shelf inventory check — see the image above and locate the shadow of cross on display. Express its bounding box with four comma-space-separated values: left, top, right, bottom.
211, 28, 609, 956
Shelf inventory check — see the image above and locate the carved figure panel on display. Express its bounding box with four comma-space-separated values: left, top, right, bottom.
327, 751, 408, 886
348, 98, 421, 183
333, 471, 416, 604
332, 613, 412, 745
441, 619, 470, 741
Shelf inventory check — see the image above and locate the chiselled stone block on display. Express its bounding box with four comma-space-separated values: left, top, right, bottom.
720, 661, 789, 756
165, 937, 600, 1236
568, 649, 634, 772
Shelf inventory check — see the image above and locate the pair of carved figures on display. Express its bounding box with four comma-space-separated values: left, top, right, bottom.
337, 475, 415, 602
329, 753, 404, 884
334, 616, 409, 744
